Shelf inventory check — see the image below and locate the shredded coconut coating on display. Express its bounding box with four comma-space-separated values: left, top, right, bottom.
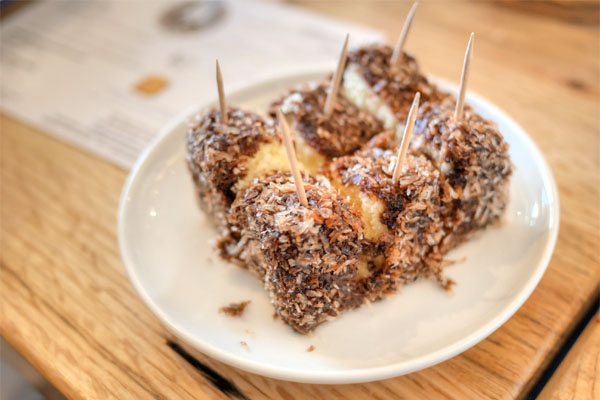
328, 149, 448, 297
410, 97, 513, 249
228, 172, 365, 334
270, 80, 383, 158
347, 44, 445, 120
186, 107, 277, 234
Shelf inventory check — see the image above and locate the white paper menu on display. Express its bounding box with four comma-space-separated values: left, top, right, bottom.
0, 0, 383, 168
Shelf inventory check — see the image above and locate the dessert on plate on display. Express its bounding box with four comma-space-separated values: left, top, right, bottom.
186, 30, 512, 333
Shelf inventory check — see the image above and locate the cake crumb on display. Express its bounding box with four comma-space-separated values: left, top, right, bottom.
219, 301, 250, 317
454, 257, 467, 265
440, 278, 456, 292
240, 341, 249, 350
306, 345, 315, 352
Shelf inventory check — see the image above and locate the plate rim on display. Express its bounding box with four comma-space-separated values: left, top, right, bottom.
118, 67, 560, 384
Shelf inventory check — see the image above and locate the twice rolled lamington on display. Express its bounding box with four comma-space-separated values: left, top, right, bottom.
410, 97, 512, 249
343, 44, 442, 129
327, 148, 447, 298
186, 107, 289, 235
271, 80, 383, 171
228, 172, 365, 333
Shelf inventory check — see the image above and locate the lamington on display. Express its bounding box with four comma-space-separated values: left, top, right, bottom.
409, 96, 512, 249
343, 44, 443, 129
228, 172, 365, 333
326, 147, 449, 299
271, 80, 384, 171
186, 107, 290, 235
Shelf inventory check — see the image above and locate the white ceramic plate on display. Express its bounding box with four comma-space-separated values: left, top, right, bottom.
118, 69, 559, 384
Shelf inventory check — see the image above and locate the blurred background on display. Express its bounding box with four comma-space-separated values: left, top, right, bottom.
1, 0, 597, 170
1, 1, 598, 399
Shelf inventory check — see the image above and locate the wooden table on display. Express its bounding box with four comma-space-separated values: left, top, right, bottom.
539, 316, 600, 399
1, 1, 599, 399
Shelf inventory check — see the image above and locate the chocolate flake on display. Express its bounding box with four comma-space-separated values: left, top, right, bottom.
219, 300, 251, 317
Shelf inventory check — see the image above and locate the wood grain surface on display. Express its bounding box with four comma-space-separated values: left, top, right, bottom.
539, 316, 600, 399
1, 1, 599, 399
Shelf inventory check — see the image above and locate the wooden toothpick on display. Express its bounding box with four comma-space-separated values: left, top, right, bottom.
454, 32, 474, 121
324, 33, 349, 117
216, 59, 227, 124
277, 109, 308, 207
390, 2, 418, 66
392, 92, 421, 184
